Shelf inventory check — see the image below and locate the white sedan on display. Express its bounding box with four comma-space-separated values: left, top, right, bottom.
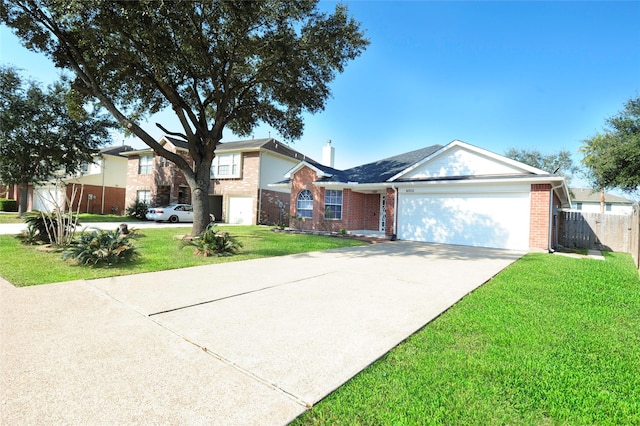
146, 204, 194, 223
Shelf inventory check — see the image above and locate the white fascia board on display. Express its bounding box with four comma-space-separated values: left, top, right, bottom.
268, 182, 292, 189
388, 139, 549, 182
314, 181, 388, 192
392, 175, 565, 187
283, 161, 332, 179
120, 148, 154, 157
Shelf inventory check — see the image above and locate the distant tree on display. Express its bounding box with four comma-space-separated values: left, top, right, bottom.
0, 1, 370, 234
580, 96, 640, 194
504, 147, 579, 183
0, 66, 114, 215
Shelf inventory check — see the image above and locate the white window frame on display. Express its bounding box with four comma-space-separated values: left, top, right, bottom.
137, 190, 151, 204
139, 155, 153, 175
297, 189, 313, 218
324, 189, 343, 220
211, 153, 241, 178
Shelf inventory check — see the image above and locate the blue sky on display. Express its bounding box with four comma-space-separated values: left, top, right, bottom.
1, 1, 639, 178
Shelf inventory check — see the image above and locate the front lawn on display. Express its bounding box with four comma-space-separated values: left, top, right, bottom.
293, 252, 640, 425
0, 226, 365, 287
0, 212, 141, 224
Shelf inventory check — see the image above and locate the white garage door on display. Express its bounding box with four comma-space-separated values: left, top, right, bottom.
398, 192, 530, 250
228, 197, 254, 225
33, 186, 65, 213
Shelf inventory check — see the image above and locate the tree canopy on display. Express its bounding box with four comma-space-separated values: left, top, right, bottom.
0, 0, 370, 233
504, 147, 579, 180
580, 96, 640, 193
0, 65, 114, 214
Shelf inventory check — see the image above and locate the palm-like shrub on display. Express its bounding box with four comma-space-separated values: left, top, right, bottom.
20, 210, 76, 244
62, 228, 137, 267
126, 200, 148, 220
183, 224, 242, 257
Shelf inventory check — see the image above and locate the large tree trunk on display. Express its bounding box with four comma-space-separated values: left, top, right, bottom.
190, 167, 213, 235
18, 182, 29, 217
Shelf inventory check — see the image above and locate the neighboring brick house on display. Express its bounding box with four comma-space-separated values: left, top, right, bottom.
123, 136, 315, 225
278, 140, 571, 251
8, 145, 132, 214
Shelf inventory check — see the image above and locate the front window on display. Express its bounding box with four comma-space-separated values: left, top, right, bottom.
297, 189, 313, 218
605, 203, 612, 212
211, 153, 241, 178
137, 190, 151, 204
324, 189, 343, 219
576, 202, 582, 211
139, 155, 153, 174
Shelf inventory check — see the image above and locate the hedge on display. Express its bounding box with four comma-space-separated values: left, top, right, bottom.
0, 198, 18, 212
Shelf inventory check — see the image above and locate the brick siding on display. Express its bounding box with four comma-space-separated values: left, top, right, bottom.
289, 165, 385, 233
529, 183, 551, 250
125, 150, 190, 209
385, 188, 396, 237
66, 184, 126, 215
259, 189, 290, 226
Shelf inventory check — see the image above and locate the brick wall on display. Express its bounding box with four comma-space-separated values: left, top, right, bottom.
290, 166, 321, 231
125, 151, 190, 208
385, 188, 396, 237
289, 165, 385, 232
66, 184, 126, 215
529, 183, 551, 250
259, 189, 290, 226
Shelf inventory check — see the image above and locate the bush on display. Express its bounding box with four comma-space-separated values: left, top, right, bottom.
126, 200, 148, 220
0, 198, 18, 212
62, 228, 138, 267
182, 223, 242, 257
19, 211, 76, 244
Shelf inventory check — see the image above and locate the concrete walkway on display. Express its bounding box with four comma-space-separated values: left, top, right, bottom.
1, 242, 524, 425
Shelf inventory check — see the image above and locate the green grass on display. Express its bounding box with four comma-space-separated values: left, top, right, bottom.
293, 252, 640, 426
0, 226, 365, 287
0, 212, 140, 224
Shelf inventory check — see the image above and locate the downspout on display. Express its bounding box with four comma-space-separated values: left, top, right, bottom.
257, 151, 263, 225
548, 182, 563, 253
392, 184, 398, 240
100, 157, 106, 215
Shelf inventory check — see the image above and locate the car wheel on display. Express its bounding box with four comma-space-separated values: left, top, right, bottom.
169, 215, 179, 223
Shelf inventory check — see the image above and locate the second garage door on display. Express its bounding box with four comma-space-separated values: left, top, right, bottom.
228, 196, 254, 225
398, 190, 530, 250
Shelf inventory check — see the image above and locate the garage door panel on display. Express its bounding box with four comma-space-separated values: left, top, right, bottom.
398, 192, 530, 250
228, 197, 253, 225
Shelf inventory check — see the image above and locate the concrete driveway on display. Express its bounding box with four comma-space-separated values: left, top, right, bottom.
1, 242, 524, 425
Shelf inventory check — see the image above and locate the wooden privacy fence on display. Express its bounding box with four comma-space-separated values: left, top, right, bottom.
559, 208, 640, 269
630, 205, 640, 269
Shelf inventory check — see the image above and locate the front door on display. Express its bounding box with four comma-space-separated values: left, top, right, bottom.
379, 195, 386, 232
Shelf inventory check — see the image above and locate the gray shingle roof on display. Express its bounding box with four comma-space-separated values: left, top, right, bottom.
163, 136, 316, 163
99, 145, 134, 156
319, 145, 443, 183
